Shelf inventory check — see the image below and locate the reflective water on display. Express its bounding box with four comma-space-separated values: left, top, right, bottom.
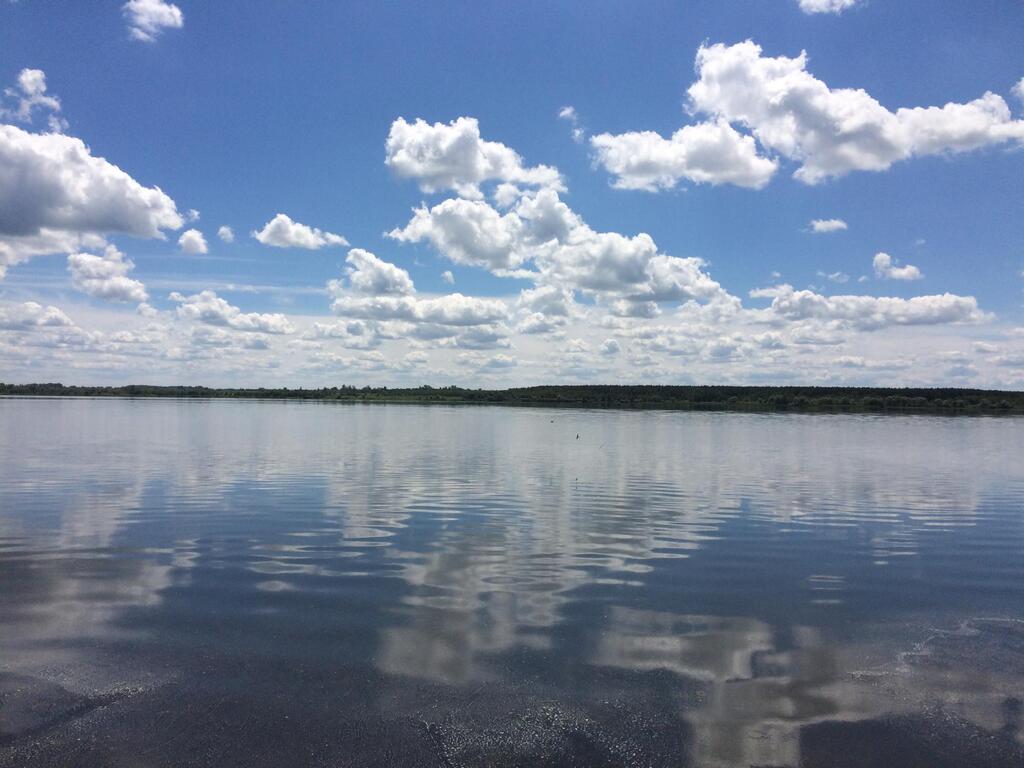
1, 397, 1022, 767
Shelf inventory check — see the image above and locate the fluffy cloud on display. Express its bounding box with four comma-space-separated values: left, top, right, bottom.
391, 185, 733, 316
217, 225, 235, 243
67, 245, 148, 303
335, 122, 1009, 381
518, 284, 575, 317
441, 325, 511, 350
123, 0, 184, 43
873, 252, 923, 280
344, 248, 415, 296
1, 69, 66, 132
753, 284, 983, 329
507, 185, 581, 240
0, 126, 181, 237
590, 119, 777, 191
302, 320, 380, 350
541, 231, 724, 307
0, 231, 104, 280
592, 40, 1024, 190
0, 301, 73, 330
517, 312, 563, 335
797, 0, 859, 14
331, 293, 508, 327
178, 228, 208, 254
389, 198, 526, 271
170, 290, 295, 334
304, 320, 369, 339
441, 270, 455, 284
688, 41, 1024, 184
809, 218, 848, 233
252, 213, 348, 249
5, 100, 1007, 386
385, 116, 563, 198
328, 247, 508, 330
0, 124, 182, 275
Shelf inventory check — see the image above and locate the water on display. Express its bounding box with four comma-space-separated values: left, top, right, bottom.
1, 397, 1022, 767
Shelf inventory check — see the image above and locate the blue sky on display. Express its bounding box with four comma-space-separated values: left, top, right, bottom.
1, 0, 1022, 387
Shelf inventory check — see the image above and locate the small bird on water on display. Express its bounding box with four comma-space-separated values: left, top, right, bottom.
576, 433, 579, 440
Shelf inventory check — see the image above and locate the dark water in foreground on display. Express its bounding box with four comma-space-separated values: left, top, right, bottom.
1, 398, 1022, 767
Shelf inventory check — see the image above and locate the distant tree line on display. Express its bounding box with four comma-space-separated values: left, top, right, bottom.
2, 382, 1023, 414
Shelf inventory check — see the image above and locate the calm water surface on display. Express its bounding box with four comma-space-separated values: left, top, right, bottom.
1, 398, 1022, 767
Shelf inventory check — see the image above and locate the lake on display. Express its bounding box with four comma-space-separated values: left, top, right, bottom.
1, 397, 1022, 767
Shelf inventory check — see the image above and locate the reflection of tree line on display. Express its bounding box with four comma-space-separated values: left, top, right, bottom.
4, 382, 1024, 414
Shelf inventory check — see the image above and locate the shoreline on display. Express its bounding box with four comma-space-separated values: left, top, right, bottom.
3, 383, 1023, 415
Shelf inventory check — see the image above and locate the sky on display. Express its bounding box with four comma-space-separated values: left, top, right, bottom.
1, 0, 1023, 388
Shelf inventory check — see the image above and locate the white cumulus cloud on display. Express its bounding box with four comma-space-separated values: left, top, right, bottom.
0, 301, 73, 330
389, 197, 526, 272
328, 248, 508, 331
331, 293, 508, 327
344, 248, 415, 296
688, 40, 1024, 184
592, 40, 1024, 191
390, 185, 733, 317
67, 244, 148, 303
753, 284, 982, 329
0, 126, 181, 238
0, 124, 182, 276
518, 284, 575, 317
170, 290, 295, 334
252, 213, 348, 249
809, 218, 848, 233
590, 119, 778, 191
873, 252, 923, 280
385, 116, 563, 198
178, 228, 208, 254
797, 0, 859, 14
217, 225, 234, 243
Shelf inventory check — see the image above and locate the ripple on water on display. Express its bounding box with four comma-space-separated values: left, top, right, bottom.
0, 400, 1022, 767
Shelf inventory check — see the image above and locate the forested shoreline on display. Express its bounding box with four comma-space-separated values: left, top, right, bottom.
2, 383, 1023, 414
